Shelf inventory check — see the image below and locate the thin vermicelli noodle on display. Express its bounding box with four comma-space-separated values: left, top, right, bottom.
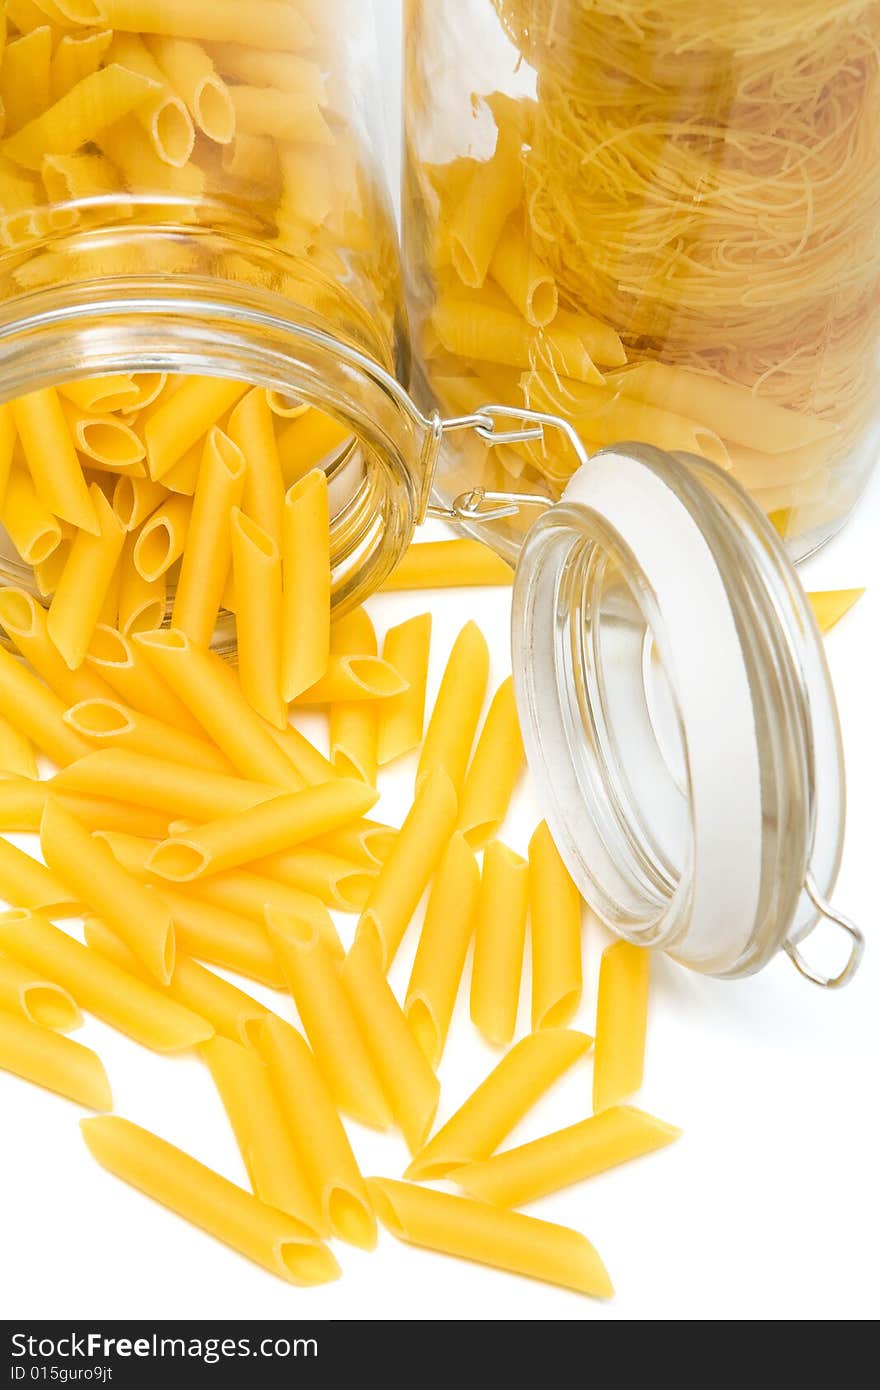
409, 0, 880, 536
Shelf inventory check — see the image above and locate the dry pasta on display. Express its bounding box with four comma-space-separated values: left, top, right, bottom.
529, 822, 583, 1031
0, 1007, 111, 1112
593, 940, 650, 1114
405, 833, 480, 1069
382, 541, 513, 592
376, 613, 432, 766
457, 676, 524, 849
417, 622, 489, 794
0, 954, 82, 1033
328, 608, 379, 785
470, 841, 529, 1048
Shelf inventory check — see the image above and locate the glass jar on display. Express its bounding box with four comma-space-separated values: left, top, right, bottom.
0, 0, 422, 620
403, 0, 880, 562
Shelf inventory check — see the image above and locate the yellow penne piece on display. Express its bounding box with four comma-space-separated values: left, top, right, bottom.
281, 469, 330, 700
10, 389, 98, 534
210, 45, 325, 102
111, 474, 166, 532
490, 220, 558, 328
172, 428, 245, 646
87, 626, 204, 739
0, 587, 113, 706
80, 1116, 339, 1286
83, 918, 270, 1047
47, 487, 126, 670
147, 780, 378, 882
42, 151, 125, 208
450, 125, 523, 288
552, 310, 628, 370
97, 0, 313, 52
0, 714, 38, 780
0, 647, 89, 767
1, 27, 52, 135
40, 799, 174, 984
256, 1017, 377, 1250
144, 376, 248, 481
808, 589, 865, 634
342, 937, 440, 1153
0, 1008, 111, 1111
0, 955, 81, 1033
228, 388, 284, 547
0, 837, 79, 916
417, 622, 489, 794
406, 1029, 592, 1182
0, 779, 169, 839
230, 508, 285, 729
405, 833, 480, 1068
1, 65, 161, 171
276, 409, 352, 487
147, 35, 235, 145
381, 540, 514, 592
376, 613, 431, 766
0, 910, 212, 1053
50, 29, 114, 103
456, 1106, 682, 1208
434, 298, 604, 385
132, 493, 191, 580
0, 406, 17, 506
470, 841, 529, 1047
59, 399, 145, 472
202, 1035, 323, 1233
63, 698, 233, 776
231, 87, 332, 145
95, 115, 205, 204
2, 468, 63, 566
52, 749, 277, 822
609, 361, 839, 454
251, 846, 376, 914
312, 820, 396, 870
328, 608, 378, 785
368, 1179, 613, 1299
133, 629, 310, 788
150, 888, 283, 988
529, 822, 583, 1032
221, 131, 279, 186
292, 654, 407, 706
457, 676, 524, 849
266, 911, 392, 1130
117, 549, 166, 636
593, 940, 650, 1113
58, 377, 138, 414
355, 768, 458, 970
106, 31, 195, 168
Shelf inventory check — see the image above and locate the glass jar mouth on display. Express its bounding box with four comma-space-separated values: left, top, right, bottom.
0, 243, 435, 627
511, 444, 847, 980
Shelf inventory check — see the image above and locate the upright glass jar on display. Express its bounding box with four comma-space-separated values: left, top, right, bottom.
404, 0, 880, 561
0, 0, 425, 616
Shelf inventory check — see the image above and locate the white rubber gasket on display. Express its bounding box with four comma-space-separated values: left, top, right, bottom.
554, 454, 765, 964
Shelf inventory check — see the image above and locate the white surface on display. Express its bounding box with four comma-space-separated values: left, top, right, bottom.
1, 0, 879, 1325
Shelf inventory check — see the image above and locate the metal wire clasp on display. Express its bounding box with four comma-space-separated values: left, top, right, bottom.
427, 403, 585, 525
785, 876, 865, 989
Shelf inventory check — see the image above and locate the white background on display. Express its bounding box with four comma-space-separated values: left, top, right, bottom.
1, 1, 879, 1324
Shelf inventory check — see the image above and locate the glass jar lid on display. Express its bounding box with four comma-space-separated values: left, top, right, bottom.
428, 408, 865, 987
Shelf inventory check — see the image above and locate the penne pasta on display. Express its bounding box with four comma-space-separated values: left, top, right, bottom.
417, 622, 489, 794
593, 940, 650, 1114
0, 647, 89, 767
228, 388, 284, 547
63, 698, 233, 776
470, 841, 529, 1047
210, 46, 325, 105
342, 937, 440, 1154
112, 474, 166, 532
266, 911, 391, 1130
355, 768, 458, 970
251, 847, 376, 915
47, 486, 126, 670
231, 508, 285, 728
147, 35, 235, 145
202, 1035, 324, 1233
96, 0, 314, 53
80, 1116, 339, 1286
381, 540, 514, 592
144, 375, 247, 481
312, 821, 397, 870
368, 1179, 612, 1299
376, 613, 431, 766
281, 469, 330, 700
292, 654, 407, 706
172, 428, 245, 646
529, 822, 583, 1031
107, 32, 195, 168
40, 799, 174, 984
405, 833, 480, 1068
455, 1106, 682, 1208
84, 918, 271, 1047
0, 406, 16, 507
149, 888, 284, 988
59, 399, 145, 472
0, 588, 113, 707
0, 837, 79, 916
133, 629, 307, 789
59, 377, 139, 415
808, 589, 865, 634
133, 493, 191, 581
231, 87, 332, 146
1, 468, 63, 566
450, 125, 523, 288
406, 1029, 593, 1181
117, 550, 166, 636
0, 910, 212, 1053
1, 64, 162, 171
490, 220, 558, 328
0, 1007, 111, 1112
0, 955, 82, 1033
50, 30, 114, 104
433, 298, 604, 386
10, 388, 99, 534
328, 608, 378, 785
86, 626, 203, 738
147, 779, 377, 882
1, 27, 53, 135
0, 714, 38, 781
276, 409, 351, 487
457, 676, 524, 848
256, 1017, 377, 1250
52, 749, 276, 824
